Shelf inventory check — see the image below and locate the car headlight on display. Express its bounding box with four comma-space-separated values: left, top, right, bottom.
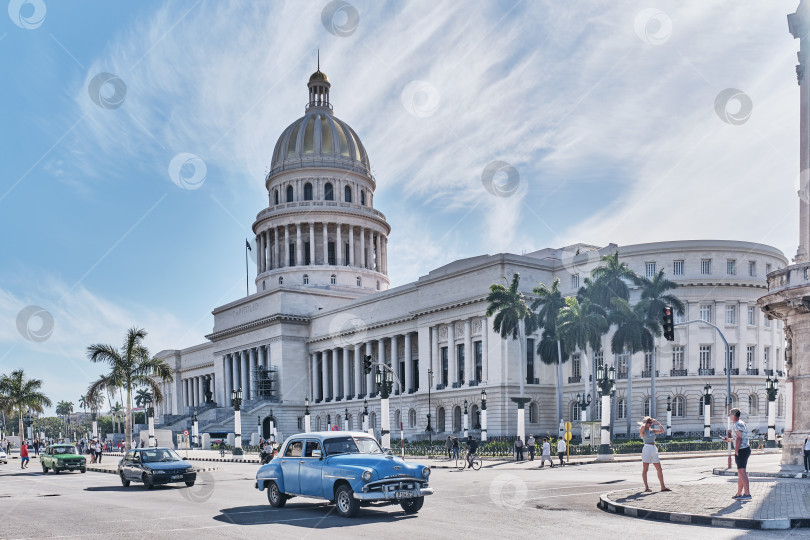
57, 460, 64, 466
421, 467, 431, 479
362, 470, 373, 482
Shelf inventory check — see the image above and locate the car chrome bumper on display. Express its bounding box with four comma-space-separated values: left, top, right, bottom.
354, 486, 434, 500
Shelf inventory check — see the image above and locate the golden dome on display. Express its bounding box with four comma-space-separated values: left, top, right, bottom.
309, 70, 328, 83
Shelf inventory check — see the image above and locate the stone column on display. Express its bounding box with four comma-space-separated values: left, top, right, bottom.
432, 326, 440, 387
354, 343, 362, 397
256, 234, 263, 274
360, 227, 366, 269
264, 231, 270, 272
348, 225, 354, 266
343, 347, 351, 399
464, 319, 473, 385
382, 236, 387, 274
331, 348, 339, 400
321, 352, 329, 401
275, 227, 281, 268
374, 233, 380, 271
309, 222, 315, 265
241, 350, 250, 397
404, 332, 413, 393
322, 222, 329, 264
336, 223, 343, 266
391, 335, 399, 392
366, 340, 375, 394
285, 224, 291, 266
447, 322, 456, 386
182, 378, 188, 408
482, 317, 489, 383
249, 348, 258, 399
296, 224, 303, 267
224, 355, 232, 402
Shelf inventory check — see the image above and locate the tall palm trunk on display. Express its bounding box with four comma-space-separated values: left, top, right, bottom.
650, 345, 657, 419
18, 407, 24, 440
626, 354, 633, 438
592, 354, 598, 421
581, 348, 590, 421
125, 385, 133, 451
516, 321, 526, 442
555, 340, 563, 429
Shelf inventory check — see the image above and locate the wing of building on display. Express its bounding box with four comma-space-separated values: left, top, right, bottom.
152, 70, 788, 445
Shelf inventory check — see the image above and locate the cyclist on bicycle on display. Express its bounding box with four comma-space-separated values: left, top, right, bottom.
465, 437, 479, 469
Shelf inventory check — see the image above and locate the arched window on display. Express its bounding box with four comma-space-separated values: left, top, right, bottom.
778, 394, 785, 417
356, 276, 361, 287
316, 416, 321, 431
409, 409, 417, 428
729, 394, 739, 409
617, 398, 626, 419
347, 414, 353, 430
470, 404, 480, 428
278, 276, 284, 285
376, 280, 380, 290
452, 406, 462, 432
369, 411, 377, 429
304, 182, 313, 201
643, 397, 651, 417
286, 185, 294, 202
748, 394, 758, 416
595, 398, 602, 420
335, 414, 342, 429
571, 401, 582, 421
699, 397, 710, 417
672, 396, 685, 417
330, 274, 337, 285
360, 190, 365, 205
344, 185, 352, 202
303, 274, 309, 285
274, 189, 279, 205
324, 182, 334, 200
529, 402, 539, 423
437, 407, 446, 433
262, 280, 266, 291
394, 410, 401, 431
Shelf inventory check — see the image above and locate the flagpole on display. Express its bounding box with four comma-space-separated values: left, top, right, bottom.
245, 239, 250, 296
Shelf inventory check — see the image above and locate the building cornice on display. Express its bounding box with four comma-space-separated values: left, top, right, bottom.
205, 313, 310, 342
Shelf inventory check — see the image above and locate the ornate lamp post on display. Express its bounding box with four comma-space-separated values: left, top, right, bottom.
425, 369, 434, 443
231, 388, 243, 455
666, 396, 672, 437
362, 399, 369, 432
462, 400, 469, 439
257, 414, 262, 442
326, 413, 332, 432
269, 408, 276, 442
480, 389, 488, 442
576, 392, 592, 422
304, 396, 311, 433
191, 407, 199, 448
703, 384, 713, 442
765, 375, 779, 450
376, 366, 394, 449
344, 408, 350, 431
146, 398, 155, 447
595, 364, 616, 461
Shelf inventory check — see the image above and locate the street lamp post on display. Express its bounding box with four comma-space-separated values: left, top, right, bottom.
426, 369, 434, 444
463, 400, 469, 439
231, 388, 243, 455
146, 398, 155, 447
327, 413, 331, 432
376, 366, 394, 450
703, 384, 713, 442
765, 375, 779, 450
666, 396, 672, 437
480, 389, 488, 442
595, 364, 617, 462
191, 407, 199, 449
576, 393, 592, 422
257, 415, 262, 443
304, 397, 311, 433
269, 409, 276, 443
344, 408, 349, 431
362, 399, 369, 432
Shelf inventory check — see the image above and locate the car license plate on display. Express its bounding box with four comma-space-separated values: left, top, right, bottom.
171, 475, 183, 480
395, 490, 414, 499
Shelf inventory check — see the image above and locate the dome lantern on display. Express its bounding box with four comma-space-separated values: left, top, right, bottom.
307, 52, 331, 111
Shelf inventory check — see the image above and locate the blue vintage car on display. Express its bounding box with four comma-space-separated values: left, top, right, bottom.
255, 431, 433, 517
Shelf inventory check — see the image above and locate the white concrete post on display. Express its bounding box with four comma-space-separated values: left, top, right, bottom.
481, 409, 488, 442
380, 398, 391, 450
234, 410, 242, 450
305, 413, 311, 433
704, 403, 712, 441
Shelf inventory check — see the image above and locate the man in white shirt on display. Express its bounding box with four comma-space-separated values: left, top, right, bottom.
539, 437, 554, 468
803, 435, 810, 473
556, 437, 566, 466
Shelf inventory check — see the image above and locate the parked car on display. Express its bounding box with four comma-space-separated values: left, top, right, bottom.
0, 448, 7, 465
40, 444, 86, 474
255, 431, 433, 518
117, 447, 196, 489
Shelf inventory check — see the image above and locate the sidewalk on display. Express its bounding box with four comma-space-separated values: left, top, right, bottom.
712, 454, 808, 479
86, 461, 220, 475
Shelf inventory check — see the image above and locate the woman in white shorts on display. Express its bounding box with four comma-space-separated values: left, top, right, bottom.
640, 416, 671, 492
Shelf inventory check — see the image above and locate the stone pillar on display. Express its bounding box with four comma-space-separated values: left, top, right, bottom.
366, 341, 375, 394
275, 227, 281, 268
309, 222, 315, 265
331, 348, 339, 400
464, 319, 473, 385
404, 332, 413, 393
447, 323, 456, 386
296, 224, 303, 267
249, 348, 258, 400
225, 355, 233, 403
257, 234, 263, 274
382, 236, 387, 274
482, 316, 489, 383
354, 343, 362, 397
321, 352, 329, 401
375, 233, 381, 271
348, 225, 354, 266
359, 227, 366, 269
264, 231, 269, 272
432, 326, 440, 387
241, 350, 250, 397
322, 222, 329, 264
336, 223, 343, 266
183, 379, 188, 408
343, 347, 351, 399
284, 224, 291, 266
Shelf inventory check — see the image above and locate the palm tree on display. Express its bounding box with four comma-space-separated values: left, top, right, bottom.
638, 268, 685, 418
86, 327, 174, 451
531, 278, 568, 427
590, 251, 640, 308
608, 298, 661, 437
486, 273, 537, 441
134, 388, 153, 408
558, 296, 608, 420
56, 401, 74, 436
110, 402, 123, 434
0, 370, 52, 439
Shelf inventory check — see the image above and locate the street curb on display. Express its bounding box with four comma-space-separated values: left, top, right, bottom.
712, 467, 809, 479
597, 492, 810, 530
87, 465, 220, 475
102, 453, 260, 464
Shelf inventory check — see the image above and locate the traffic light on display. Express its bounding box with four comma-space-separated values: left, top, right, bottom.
363, 355, 373, 374
662, 306, 675, 341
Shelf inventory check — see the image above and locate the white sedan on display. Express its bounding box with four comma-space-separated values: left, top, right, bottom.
0, 449, 7, 464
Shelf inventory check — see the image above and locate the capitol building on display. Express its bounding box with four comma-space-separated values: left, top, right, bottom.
153, 69, 788, 444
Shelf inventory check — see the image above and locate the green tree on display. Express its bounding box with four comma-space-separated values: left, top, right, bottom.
86, 327, 174, 451
0, 369, 52, 439
531, 278, 568, 427
608, 298, 661, 436
590, 251, 639, 308
134, 388, 153, 408
55, 400, 74, 435
637, 268, 685, 418
486, 273, 537, 440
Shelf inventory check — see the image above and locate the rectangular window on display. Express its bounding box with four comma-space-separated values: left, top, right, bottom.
728, 345, 735, 369
727, 259, 736, 275
748, 260, 756, 277
765, 263, 772, 274
440, 347, 449, 386
701, 259, 712, 275
594, 349, 604, 367
672, 346, 684, 370
344, 243, 350, 266
474, 341, 483, 383
673, 260, 684, 275
617, 351, 629, 377
699, 345, 712, 370
327, 242, 336, 265
726, 304, 736, 325
674, 309, 685, 324
288, 243, 295, 267
571, 274, 579, 289
746, 346, 755, 370
747, 306, 756, 326
572, 354, 581, 378
643, 352, 652, 372
764, 347, 770, 369
700, 305, 712, 323
645, 262, 656, 278
457, 344, 465, 384
304, 242, 311, 265
526, 338, 535, 384
764, 316, 771, 328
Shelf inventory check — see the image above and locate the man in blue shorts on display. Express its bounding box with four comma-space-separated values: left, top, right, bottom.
723, 408, 751, 500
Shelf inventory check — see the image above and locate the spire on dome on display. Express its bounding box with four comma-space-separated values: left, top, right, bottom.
307, 51, 331, 110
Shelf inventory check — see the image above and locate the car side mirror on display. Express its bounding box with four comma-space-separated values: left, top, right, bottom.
312, 449, 322, 459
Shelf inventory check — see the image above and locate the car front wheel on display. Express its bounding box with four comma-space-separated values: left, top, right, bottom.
185, 481, 195, 487
142, 474, 153, 489
266, 481, 287, 508
42, 464, 49, 473
120, 473, 130, 487
54, 468, 60, 474
400, 496, 424, 514
334, 484, 360, 518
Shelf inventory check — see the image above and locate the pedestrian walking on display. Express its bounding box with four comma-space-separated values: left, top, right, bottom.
804, 435, 810, 473
539, 437, 554, 468
723, 408, 751, 500
452, 437, 460, 460
556, 437, 566, 466
95, 440, 103, 464
514, 436, 524, 461
527, 435, 536, 461
446, 436, 453, 460
20, 441, 29, 469
639, 416, 670, 492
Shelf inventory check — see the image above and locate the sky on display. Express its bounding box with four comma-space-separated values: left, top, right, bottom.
0, 0, 803, 416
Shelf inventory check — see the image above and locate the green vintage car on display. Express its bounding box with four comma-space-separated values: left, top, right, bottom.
41, 444, 87, 474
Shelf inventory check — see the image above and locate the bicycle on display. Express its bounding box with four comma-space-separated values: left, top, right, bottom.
456, 450, 482, 471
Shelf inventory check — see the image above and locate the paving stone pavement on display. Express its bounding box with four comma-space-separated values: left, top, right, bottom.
605, 481, 810, 522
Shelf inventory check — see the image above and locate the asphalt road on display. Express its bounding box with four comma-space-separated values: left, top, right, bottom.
0, 454, 804, 539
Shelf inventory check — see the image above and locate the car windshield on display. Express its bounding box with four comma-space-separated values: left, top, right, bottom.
140, 449, 182, 463
52, 446, 77, 455
323, 436, 383, 456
